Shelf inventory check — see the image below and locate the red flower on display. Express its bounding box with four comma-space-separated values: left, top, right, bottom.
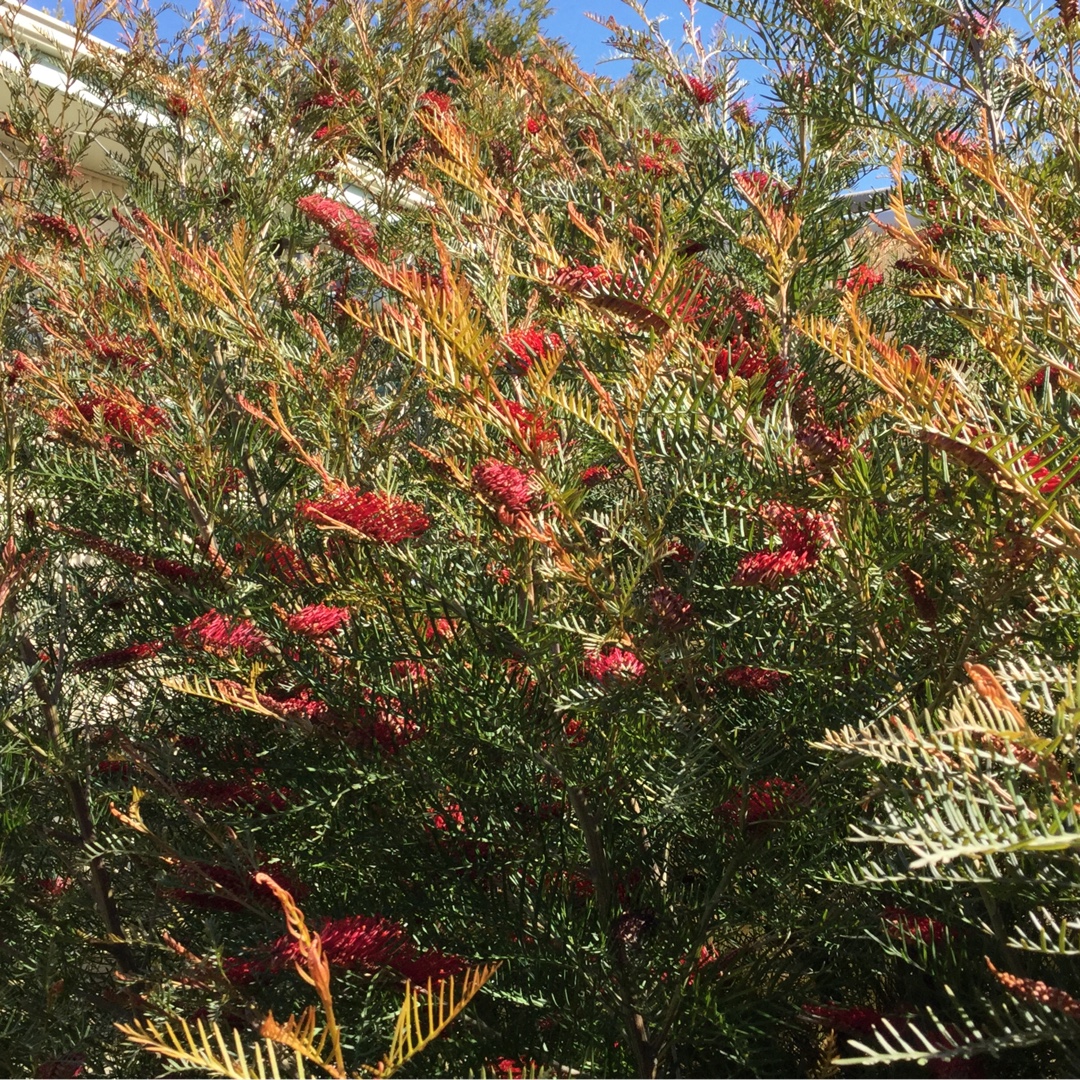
665, 540, 694, 564
227, 911, 465, 985
552, 262, 613, 294
642, 130, 682, 156
296, 194, 377, 259
802, 1003, 884, 1035
584, 644, 646, 685
836, 263, 884, 294
719, 778, 806, 827
687, 76, 717, 104
564, 718, 587, 746
418, 90, 453, 114
176, 777, 289, 812
39, 876, 73, 898
731, 547, 813, 587
165, 94, 190, 118
525, 114, 546, 134
298, 488, 430, 542
721, 666, 789, 694
713, 337, 768, 380
797, 421, 852, 473
73, 640, 163, 673
358, 692, 421, 754
295, 89, 363, 116
35, 1053, 84, 1079
729, 100, 754, 127
1021, 449, 1077, 495
488, 1058, 537, 1079
53, 527, 202, 586
74, 394, 168, 443
649, 587, 696, 630
732, 502, 832, 587
84, 334, 150, 373
5, 351, 33, 385
258, 685, 334, 724
502, 325, 562, 374
428, 802, 466, 831
423, 617, 457, 642
501, 401, 559, 456
472, 460, 536, 513
487, 562, 513, 585
581, 464, 619, 487
637, 154, 667, 176
723, 288, 767, 328
284, 603, 350, 638
174, 610, 266, 658
898, 563, 938, 623
28, 212, 80, 244
733, 170, 776, 197
256, 540, 315, 584
881, 906, 949, 945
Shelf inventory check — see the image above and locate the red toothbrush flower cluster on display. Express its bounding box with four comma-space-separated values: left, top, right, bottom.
731, 502, 833, 587
733, 170, 789, 200
52, 526, 203, 586
28, 212, 81, 245
253, 539, 315, 585
165, 94, 190, 118
525, 114, 546, 135
59, 394, 168, 444
176, 776, 289, 813
165, 862, 307, 913
295, 194, 377, 259
719, 778, 806, 828
665, 539, 694, 565
712, 337, 768, 380
836, 263, 884, 294
472, 460, 537, 514
174, 610, 266, 658
649, 587, 697, 631
881, 906, 950, 945
223, 911, 465, 985
552, 262, 614, 295
502, 324, 562, 374
298, 488, 430, 543
283, 603, 350, 638
295, 89, 363, 116
487, 1058, 538, 1080
797, 421, 852, 474
721, 288, 767, 332
1021, 449, 1078, 495
500, 401, 560, 456
584, 644, 646, 685
686, 76, 717, 104
83, 334, 150, 374
417, 90, 453, 114
73, 640, 163, 674
581, 463, 621, 487
355, 690, 420, 754
802, 1003, 885, 1035
720, 666, 789, 694
258, 685, 334, 725
729, 100, 754, 127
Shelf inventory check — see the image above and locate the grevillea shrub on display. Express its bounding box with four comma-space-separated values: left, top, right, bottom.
5, 0, 1080, 1076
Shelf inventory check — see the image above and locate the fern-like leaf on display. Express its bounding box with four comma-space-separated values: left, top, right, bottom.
117, 1016, 302, 1079
374, 964, 500, 1078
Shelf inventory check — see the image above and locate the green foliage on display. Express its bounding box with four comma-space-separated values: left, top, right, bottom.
5, 0, 1080, 1076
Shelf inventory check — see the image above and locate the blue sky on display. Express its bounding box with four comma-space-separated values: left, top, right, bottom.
542, 1, 721, 73
55, 0, 721, 74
